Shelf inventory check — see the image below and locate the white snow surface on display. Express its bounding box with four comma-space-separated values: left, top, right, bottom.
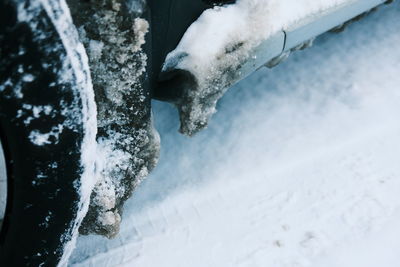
71, 2, 400, 267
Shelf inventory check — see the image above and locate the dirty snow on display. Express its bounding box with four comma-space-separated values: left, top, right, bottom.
67, 0, 160, 238
71, 2, 400, 266
28, 124, 64, 146
163, 0, 369, 136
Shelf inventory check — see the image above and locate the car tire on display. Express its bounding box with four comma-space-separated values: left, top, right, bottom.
0, 0, 97, 265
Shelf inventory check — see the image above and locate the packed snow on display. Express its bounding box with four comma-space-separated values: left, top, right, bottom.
71, 2, 400, 266
163, 0, 362, 136
28, 125, 64, 146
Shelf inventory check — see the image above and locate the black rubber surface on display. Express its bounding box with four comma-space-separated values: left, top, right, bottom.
0, 0, 87, 265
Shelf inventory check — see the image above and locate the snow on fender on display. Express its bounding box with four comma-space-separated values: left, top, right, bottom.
161, 0, 353, 136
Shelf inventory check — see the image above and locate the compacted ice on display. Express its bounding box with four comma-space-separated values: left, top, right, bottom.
162, 0, 353, 136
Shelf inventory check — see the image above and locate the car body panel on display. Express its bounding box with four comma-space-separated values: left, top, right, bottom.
284, 0, 386, 51
232, 0, 386, 85
236, 32, 286, 83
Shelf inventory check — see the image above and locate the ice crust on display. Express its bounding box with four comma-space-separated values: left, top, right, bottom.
67, 0, 160, 238
163, 0, 353, 136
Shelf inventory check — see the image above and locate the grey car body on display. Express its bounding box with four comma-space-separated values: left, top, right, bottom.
238, 0, 390, 82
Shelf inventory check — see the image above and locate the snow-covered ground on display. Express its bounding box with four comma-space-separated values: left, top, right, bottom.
70, 2, 400, 266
